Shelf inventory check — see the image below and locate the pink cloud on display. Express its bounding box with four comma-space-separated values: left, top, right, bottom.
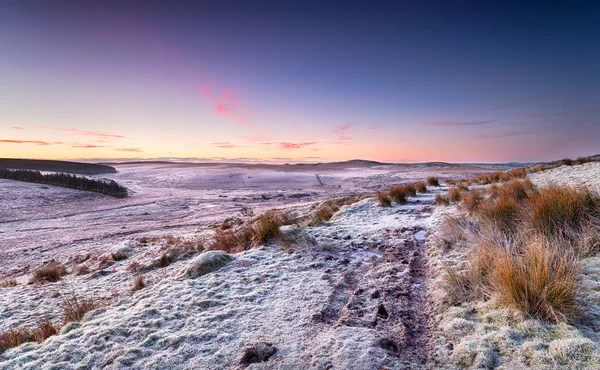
212, 141, 244, 148
368, 126, 381, 130
195, 85, 211, 97
10, 126, 24, 130
420, 120, 498, 126
0, 139, 52, 145
332, 124, 352, 140
279, 142, 318, 149
223, 89, 241, 106
215, 103, 234, 117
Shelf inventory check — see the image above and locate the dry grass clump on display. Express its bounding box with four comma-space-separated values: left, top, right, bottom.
251, 211, 282, 246
491, 240, 579, 323
415, 181, 427, 193
61, 294, 99, 324
404, 184, 417, 197
111, 251, 127, 261
0, 279, 18, 288
389, 185, 407, 204
527, 186, 599, 238
157, 252, 172, 267
428, 176, 440, 187
562, 158, 574, 166
436, 193, 449, 206
0, 319, 59, 354
32, 263, 67, 283
377, 191, 391, 207
447, 187, 462, 202
442, 180, 600, 323
131, 275, 146, 292
310, 207, 335, 226
575, 156, 591, 165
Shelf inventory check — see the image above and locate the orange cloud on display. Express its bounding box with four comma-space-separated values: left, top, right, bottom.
10, 126, 24, 130
115, 148, 143, 152
71, 144, 105, 148
36, 126, 125, 138
0, 139, 52, 145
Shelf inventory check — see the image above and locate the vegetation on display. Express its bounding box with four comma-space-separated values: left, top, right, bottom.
131, 275, 146, 292
0, 168, 128, 198
441, 179, 600, 322
61, 294, 100, 324
0, 279, 17, 288
0, 158, 116, 175
388, 185, 407, 204
428, 176, 440, 187
377, 191, 391, 207
32, 263, 67, 283
415, 181, 427, 193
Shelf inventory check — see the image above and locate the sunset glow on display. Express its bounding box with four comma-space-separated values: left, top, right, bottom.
1, 2, 599, 163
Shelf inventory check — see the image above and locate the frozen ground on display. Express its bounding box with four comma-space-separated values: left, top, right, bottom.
0, 161, 507, 275
0, 161, 518, 369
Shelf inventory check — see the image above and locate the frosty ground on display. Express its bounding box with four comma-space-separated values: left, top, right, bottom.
5, 161, 596, 369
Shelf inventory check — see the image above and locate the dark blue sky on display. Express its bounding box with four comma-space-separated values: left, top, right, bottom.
1, 1, 599, 161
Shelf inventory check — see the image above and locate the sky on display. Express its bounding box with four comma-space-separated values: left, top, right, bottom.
1, 1, 599, 163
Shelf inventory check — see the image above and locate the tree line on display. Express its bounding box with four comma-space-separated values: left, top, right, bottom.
0, 168, 128, 198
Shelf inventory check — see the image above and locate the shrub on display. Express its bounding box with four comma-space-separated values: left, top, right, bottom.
131, 275, 146, 292
562, 158, 574, 166
377, 191, 391, 207
448, 187, 462, 202
32, 263, 67, 283
436, 193, 449, 206
111, 251, 127, 261
389, 185, 407, 204
415, 181, 427, 193
574, 156, 591, 165
490, 240, 579, 323
428, 176, 440, 187
61, 294, 99, 324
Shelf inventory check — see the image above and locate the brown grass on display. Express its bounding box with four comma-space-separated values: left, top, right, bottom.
404, 184, 417, 197
527, 186, 599, 238
310, 207, 334, 226
491, 240, 579, 322
479, 193, 522, 232
131, 275, 146, 292
447, 187, 462, 202
61, 294, 99, 324
377, 191, 391, 207
0, 279, 17, 288
435, 193, 449, 206
111, 251, 127, 261
427, 176, 440, 187
462, 190, 483, 214
32, 263, 67, 283
0, 327, 34, 354
389, 185, 407, 204
33, 318, 58, 343
251, 211, 282, 247
415, 181, 427, 193
157, 252, 172, 267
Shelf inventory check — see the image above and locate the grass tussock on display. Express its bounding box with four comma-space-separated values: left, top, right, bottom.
447, 187, 462, 202
377, 191, 391, 207
61, 294, 99, 324
436, 193, 449, 206
131, 275, 146, 292
442, 179, 600, 322
415, 181, 427, 193
0, 279, 18, 288
388, 185, 407, 204
251, 211, 282, 246
428, 176, 440, 187
157, 252, 172, 267
32, 263, 67, 283
0, 318, 59, 354
111, 251, 127, 261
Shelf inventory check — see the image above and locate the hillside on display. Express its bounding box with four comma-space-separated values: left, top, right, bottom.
0, 159, 117, 175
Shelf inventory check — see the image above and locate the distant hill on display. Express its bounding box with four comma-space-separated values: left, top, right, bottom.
0, 159, 117, 175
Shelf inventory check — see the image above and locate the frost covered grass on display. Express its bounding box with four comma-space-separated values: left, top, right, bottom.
0, 278, 17, 288
377, 191, 391, 207
427, 164, 600, 368
428, 176, 440, 187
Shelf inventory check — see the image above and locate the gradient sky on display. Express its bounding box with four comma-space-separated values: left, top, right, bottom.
1, 1, 599, 163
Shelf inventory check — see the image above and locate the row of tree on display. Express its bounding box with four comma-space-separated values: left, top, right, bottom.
0, 169, 128, 198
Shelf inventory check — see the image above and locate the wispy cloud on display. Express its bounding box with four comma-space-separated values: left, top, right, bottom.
477, 129, 541, 139
279, 142, 318, 149
223, 89, 241, 106
9, 126, 24, 130
36, 126, 125, 139
215, 103, 234, 117
332, 124, 352, 140
539, 108, 600, 116
420, 120, 498, 126
71, 144, 105, 148
368, 126, 380, 130
115, 148, 143, 152
0, 139, 52, 145
212, 141, 244, 148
